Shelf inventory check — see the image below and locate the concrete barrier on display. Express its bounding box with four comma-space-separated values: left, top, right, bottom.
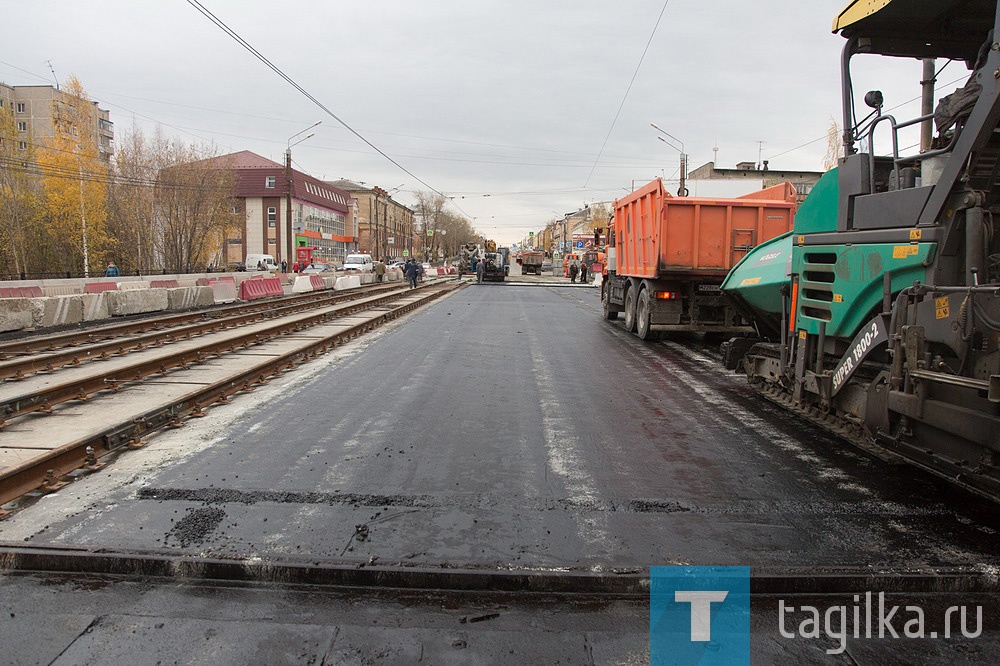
386, 268, 403, 283
292, 276, 315, 293
42, 284, 83, 297
322, 276, 337, 289
82, 293, 108, 321
29, 295, 84, 328
0, 298, 32, 332
360, 273, 375, 285
206, 280, 238, 304
105, 289, 169, 316
176, 278, 199, 288
334, 275, 362, 291
166, 286, 215, 310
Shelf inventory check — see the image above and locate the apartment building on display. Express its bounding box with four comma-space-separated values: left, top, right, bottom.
0, 83, 113, 160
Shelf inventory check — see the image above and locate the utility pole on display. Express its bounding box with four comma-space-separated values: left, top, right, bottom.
285, 122, 320, 268
920, 59, 936, 151
285, 148, 292, 267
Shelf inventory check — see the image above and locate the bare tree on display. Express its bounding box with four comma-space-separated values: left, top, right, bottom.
155, 145, 238, 273
106, 126, 164, 274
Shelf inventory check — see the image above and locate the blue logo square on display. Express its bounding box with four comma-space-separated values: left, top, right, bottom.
650, 566, 750, 665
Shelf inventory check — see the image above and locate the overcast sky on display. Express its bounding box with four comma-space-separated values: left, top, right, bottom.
5, 1, 938, 244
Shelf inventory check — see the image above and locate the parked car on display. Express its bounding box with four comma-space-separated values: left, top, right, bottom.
246, 253, 279, 272
227, 261, 247, 272
343, 253, 374, 272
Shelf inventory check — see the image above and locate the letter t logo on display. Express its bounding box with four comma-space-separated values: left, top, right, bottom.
675, 591, 729, 641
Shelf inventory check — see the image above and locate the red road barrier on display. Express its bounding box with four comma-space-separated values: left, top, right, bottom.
238, 278, 269, 301
150, 280, 180, 289
309, 275, 325, 290
262, 277, 283, 296
83, 282, 119, 294
0, 286, 43, 298
197, 276, 238, 287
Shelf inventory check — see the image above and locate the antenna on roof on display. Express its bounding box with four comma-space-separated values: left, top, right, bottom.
46, 60, 59, 89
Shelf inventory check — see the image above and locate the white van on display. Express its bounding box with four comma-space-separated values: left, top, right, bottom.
246, 253, 279, 272
343, 253, 374, 273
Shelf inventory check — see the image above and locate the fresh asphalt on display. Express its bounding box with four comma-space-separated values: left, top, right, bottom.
2, 278, 999, 663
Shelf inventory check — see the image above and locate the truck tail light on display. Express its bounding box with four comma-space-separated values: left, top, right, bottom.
654, 291, 680, 300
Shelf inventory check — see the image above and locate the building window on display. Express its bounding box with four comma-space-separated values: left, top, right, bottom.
18, 141, 27, 150
794, 182, 812, 196
16, 102, 25, 113
16, 121, 27, 132
268, 238, 276, 244
267, 207, 277, 227
265, 176, 276, 188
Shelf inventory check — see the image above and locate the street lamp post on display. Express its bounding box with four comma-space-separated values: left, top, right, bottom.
285, 121, 321, 268
650, 123, 687, 196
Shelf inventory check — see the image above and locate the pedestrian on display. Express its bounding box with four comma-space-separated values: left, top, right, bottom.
281, 260, 287, 273
579, 261, 588, 283
105, 262, 120, 278
476, 258, 485, 284
569, 262, 579, 283
257, 260, 265, 271
405, 259, 418, 288
292, 261, 300, 273
374, 260, 386, 283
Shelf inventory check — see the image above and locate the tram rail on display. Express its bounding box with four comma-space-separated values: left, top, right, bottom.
0, 278, 463, 513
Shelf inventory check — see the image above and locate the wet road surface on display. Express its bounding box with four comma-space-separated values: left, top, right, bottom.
2, 280, 999, 663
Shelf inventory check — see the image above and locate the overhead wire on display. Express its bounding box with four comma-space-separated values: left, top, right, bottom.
184, 0, 457, 210
584, 0, 671, 187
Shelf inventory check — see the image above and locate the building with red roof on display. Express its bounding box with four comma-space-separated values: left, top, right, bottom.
204, 150, 357, 268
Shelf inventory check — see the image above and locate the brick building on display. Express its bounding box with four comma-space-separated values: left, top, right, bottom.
328, 180, 415, 261
202, 151, 356, 267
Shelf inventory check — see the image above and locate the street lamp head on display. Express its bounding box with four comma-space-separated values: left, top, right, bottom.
287, 121, 321, 148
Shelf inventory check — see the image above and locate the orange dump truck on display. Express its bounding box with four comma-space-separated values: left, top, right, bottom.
601, 178, 796, 339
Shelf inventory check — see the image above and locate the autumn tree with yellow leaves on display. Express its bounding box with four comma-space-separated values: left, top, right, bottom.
0, 98, 42, 277
33, 76, 110, 277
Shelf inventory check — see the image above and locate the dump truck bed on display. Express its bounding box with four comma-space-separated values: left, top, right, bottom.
613, 179, 796, 279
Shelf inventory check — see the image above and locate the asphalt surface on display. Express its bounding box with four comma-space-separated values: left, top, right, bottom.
2, 279, 999, 663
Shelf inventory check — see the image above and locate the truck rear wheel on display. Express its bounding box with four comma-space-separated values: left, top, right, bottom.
602, 284, 618, 320
624, 288, 638, 332
636, 288, 660, 341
